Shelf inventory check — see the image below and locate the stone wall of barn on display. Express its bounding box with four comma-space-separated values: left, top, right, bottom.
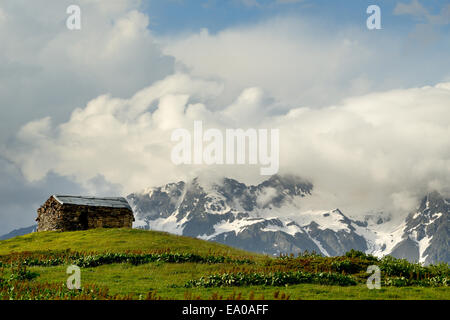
36, 197, 65, 231
36, 197, 134, 231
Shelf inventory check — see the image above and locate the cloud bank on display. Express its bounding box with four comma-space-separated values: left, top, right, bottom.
6, 75, 450, 219
163, 16, 450, 109
0, 0, 173, 232
0, 0, 173, 143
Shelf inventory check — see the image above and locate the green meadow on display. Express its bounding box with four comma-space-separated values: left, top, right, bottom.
0, 228, 448, 300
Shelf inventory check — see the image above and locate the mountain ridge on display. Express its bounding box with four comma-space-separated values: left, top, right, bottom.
128, 175, 449, 264
2, 175, 447, 264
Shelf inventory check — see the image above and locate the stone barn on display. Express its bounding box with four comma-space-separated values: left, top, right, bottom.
36, 195, 135, 232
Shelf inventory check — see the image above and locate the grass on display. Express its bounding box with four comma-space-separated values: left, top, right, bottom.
0, 228, 255, 258
0, 228, 448, 300
23, 263, 450, 300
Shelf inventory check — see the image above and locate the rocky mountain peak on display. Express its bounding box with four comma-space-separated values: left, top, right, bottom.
417, 191, 448, 215
389, 191, 449, 264
125, 177, 448, 264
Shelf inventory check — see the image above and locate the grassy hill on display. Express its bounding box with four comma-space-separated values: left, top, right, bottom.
0, 228, 255, 257
0, 228, 448, 300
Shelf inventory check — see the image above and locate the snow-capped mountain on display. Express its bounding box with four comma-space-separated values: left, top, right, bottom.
389, 191, 449, 264
1, 175, 446, 265
127, 175, 449, 264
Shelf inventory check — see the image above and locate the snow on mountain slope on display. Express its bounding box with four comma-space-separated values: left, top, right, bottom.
389, 191, 449, 264
127, 176, 448, 263
352, 216, 406, 258
129, 175, 366, 256
2, 177, 446, 264
295, 209, 351, 233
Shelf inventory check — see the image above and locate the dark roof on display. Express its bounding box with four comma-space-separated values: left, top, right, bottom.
52, 195, 132, 211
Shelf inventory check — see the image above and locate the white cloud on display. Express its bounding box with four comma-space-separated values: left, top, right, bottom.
256, 187, 278, 207
0, 0, 175, 232
0, 7, 6, 23
1, 0, 450, 232
394, 0, 450, 25
394, 0, 429, 18
393, 1, 450, 46
6, 74, 450, 219
0, 0, 174, 143
275, 0, 303, 4
163, 16, 450, 110
5, 74, 224, 193
238, 0, 304, 7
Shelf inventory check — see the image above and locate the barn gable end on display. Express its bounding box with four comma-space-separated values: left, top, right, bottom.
36, 195, 135, 232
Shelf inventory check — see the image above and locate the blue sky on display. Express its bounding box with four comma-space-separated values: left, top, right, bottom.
142, 0, 450, 36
